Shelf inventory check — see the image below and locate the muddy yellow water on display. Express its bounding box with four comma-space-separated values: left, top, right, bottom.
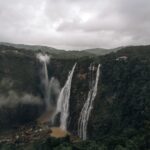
50, 127, 69, 138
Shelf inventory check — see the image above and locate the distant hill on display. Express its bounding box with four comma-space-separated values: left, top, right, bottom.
0, 42, 66, 55
0, 42, 94, 59
84, 47, 123, 55
0, 42, 123, 57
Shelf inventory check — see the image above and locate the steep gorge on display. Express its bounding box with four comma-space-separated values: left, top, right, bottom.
0, 45, 150, 149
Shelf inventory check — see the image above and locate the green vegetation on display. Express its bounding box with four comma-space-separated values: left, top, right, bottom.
0, 44, 150, 149
88, 45, 150, 149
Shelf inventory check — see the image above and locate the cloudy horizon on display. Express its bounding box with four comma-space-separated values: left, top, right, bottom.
0, 0, 150, 50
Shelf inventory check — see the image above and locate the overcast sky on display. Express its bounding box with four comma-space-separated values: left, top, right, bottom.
0, 0, 150, 50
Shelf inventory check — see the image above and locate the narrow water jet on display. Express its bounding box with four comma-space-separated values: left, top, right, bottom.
53, 63, 76, 130
36, 53, 51, 111
78, 64, 101, 140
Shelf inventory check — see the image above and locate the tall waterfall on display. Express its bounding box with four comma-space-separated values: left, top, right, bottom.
53, 63, 76, 130
78, 64, 101, 140
37, 53, 51, 111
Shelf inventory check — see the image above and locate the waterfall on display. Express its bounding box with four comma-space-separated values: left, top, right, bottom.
78, 64, 101, 140
36, 53, 51, 111
53, 63, 76, 130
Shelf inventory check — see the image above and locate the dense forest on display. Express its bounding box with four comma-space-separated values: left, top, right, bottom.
0, 45, 149, 150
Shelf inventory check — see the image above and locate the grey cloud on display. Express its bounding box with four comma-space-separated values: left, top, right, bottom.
0, 0, 150, 49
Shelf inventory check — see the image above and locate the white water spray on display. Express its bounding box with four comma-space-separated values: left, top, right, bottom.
53, 63, 76, 130
48, 77, 61, 107
37, 53, 51, 111
78, 64, 101, 140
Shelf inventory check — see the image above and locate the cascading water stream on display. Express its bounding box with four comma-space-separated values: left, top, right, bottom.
78, 64, 101, 140
36, 53, 51, 111
53, 63, 76, 130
